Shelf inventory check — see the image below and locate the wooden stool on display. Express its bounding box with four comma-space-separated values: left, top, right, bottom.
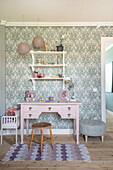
29, 122, 54, 156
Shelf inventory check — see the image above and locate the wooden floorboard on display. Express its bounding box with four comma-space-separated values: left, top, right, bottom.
0, 114, 113, 170
0, 132, 113, 170
106, 112, 113, 132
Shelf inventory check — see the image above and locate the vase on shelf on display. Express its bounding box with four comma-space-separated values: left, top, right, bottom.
56, 44, 63, 51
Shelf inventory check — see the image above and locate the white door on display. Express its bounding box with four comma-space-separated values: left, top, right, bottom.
101, 37, 113, 123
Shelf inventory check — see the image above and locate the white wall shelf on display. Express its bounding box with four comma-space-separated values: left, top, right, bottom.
30, 77, 65, 80
29, 50, 67, 55
29, 64, 67, 67
29, 50, 67, 90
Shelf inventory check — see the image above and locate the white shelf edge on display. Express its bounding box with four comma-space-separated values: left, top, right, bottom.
30, 77, 65, 80
29, 64, 67, 67
29, 50, 67, 54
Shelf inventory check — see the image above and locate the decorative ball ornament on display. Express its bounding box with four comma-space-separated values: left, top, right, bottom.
32, 36, 44, 49
18, 42, 30, 55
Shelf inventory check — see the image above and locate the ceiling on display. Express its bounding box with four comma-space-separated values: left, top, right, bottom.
0, 0, 113, 23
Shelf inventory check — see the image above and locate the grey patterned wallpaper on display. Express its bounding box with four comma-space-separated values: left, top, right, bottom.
0, 25, 5, 119
5, 26, 113, 129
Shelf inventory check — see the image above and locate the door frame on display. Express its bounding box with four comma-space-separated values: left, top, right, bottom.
101, 37, 113, 122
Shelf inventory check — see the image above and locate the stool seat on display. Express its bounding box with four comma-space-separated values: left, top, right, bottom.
29, 122, 54, 156
79, 119, 106, 142
32, 122, 51, 129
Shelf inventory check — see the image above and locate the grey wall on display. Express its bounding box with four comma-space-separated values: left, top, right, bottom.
1, 25, 113, 129
0, 25, 5, 119
106, 92, 113, 112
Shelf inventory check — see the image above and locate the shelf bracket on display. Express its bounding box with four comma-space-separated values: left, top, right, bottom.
31, 66, 35, 72
32, 79, 35, 90
31, 53, 35, 65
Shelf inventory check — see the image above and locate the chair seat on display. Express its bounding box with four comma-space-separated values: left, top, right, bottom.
32, 122, 51, 129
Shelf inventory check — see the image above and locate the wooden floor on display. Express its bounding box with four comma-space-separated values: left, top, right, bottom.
106, 111, 113, 132
0, 133, 113, 170
0, 113, 113, 170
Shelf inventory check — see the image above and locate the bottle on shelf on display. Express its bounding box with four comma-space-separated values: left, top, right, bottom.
57, 56, 60, 64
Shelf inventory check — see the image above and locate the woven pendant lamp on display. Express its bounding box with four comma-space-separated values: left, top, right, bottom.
18, 15, 30, 55
32, 36, 44, 49
18, 42, 30, 55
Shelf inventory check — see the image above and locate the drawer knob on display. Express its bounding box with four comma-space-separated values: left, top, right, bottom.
29, 107, 32, 111
48, 107, 51, 111
29, 114, 32, 117
68, 114, 71, 117
68, 107, 71, 111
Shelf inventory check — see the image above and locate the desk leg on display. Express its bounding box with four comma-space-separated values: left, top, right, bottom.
21, 109, 24, 144
26, 119, 29, 135
73, 119, 76, 136
76, 105, 79, 144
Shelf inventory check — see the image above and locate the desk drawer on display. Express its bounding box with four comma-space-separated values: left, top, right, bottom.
41, 106, 62, 113
23, 106, 40, 119
22, 105, 62, 118
60, 106, 76, 119
23, 106, 38, 112
23, 105, 61, 113
23, 111, 40, 119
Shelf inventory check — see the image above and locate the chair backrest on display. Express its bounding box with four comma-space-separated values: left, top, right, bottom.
1, 115, 18, 129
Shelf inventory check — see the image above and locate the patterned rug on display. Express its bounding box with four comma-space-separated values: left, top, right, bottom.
2, 144, 91, 162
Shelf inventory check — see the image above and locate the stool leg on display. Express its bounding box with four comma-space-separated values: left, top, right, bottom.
49, 127, 54, 150
102, 136, 104, 142
85, 135, 88, 142
29, 128, 34, 152
41, 129, 43, 157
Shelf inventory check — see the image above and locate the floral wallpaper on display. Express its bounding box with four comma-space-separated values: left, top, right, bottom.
5, 26, 113, 129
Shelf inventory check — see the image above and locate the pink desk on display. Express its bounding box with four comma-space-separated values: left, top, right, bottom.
18, 101, 81, 144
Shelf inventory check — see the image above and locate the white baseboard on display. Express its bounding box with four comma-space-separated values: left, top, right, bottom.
106, 109, 113, 116
0, 129, 74, 135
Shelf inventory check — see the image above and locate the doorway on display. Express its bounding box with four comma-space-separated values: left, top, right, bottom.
101, 37, 113, 132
